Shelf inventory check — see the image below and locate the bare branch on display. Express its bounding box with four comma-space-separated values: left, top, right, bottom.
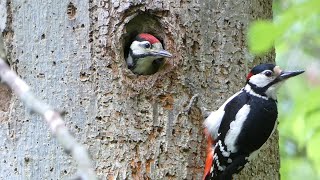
0, 57, 97, 180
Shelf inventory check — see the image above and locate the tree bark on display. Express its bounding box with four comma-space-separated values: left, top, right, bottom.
0, 0, 279, 179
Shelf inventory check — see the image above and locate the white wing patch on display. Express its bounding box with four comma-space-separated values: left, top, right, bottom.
217, 140, 230, 157
224, 104, 251, 153
204, 91, 242, 139
213, 153, 226, 171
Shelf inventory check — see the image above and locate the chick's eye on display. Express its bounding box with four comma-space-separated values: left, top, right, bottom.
144, 42, 151, 48
264, 71, 272, 77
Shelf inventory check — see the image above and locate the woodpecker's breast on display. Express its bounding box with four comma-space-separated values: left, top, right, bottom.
133, 56, 156, 74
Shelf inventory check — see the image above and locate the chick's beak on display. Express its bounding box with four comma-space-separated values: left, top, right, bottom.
150, 49, 172, 58
277, 70, 304, 81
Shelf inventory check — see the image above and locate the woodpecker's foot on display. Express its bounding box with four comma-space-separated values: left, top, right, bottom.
201, 106, 211, 119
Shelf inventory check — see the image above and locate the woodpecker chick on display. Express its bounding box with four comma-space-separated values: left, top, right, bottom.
126, 33, 172, 75
203, 63, 304, 180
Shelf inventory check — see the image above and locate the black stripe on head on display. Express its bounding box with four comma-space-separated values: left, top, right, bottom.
246, 64, 276, 81
247, 82, 268, 96
250, 63, 275, 75
130, 51, 152, 59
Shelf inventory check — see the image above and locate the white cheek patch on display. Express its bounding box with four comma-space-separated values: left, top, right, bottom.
130, 41, 149, 55
249, 73, 273, 87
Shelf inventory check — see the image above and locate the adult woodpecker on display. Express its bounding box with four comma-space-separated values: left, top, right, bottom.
203, 63, 304, 180
126, 33, 172, 75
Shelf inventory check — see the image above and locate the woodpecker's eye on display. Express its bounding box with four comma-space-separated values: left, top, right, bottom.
264, 71, 273, 77
144, 42, 151, 49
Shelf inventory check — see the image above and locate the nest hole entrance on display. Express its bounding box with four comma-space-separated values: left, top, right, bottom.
123, 13, 167, 75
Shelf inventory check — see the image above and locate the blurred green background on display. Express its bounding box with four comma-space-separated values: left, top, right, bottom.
248, 0, 320, 179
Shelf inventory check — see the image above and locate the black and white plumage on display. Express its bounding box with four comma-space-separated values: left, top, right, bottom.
203, 64, 304, 180
126, 33, 172, 75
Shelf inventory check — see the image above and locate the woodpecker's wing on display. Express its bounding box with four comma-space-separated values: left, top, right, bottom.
204, 90, 249, 180
203, 91, 242, 180
204, 91, 242, 140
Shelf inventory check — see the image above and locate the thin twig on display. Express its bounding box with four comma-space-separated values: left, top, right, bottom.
184, 94, 199, 114
0, 57, 97, 180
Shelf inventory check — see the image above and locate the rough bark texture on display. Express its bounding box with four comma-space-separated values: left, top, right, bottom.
0, 0, 279, 179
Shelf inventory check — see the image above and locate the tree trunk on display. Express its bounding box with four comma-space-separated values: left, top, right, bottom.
0, 0, 279, 179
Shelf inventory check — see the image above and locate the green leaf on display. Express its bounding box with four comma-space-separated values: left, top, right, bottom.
281, 158, 318, 180
247, 21, 278, 54
307, 132, 320, 177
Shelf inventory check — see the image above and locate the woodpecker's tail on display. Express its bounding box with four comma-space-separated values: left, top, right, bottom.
203, 128, 215, 180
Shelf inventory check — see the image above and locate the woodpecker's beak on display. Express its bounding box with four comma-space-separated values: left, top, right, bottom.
150, 50, 172, 58
277, 70, 304, 81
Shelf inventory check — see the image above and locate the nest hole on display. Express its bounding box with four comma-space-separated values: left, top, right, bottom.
122, 13, 167, 75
